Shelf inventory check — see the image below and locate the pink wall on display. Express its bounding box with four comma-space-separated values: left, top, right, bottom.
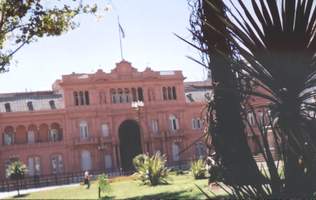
0, 61, 207, 178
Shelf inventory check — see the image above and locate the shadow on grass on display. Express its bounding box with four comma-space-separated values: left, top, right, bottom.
120, 190, 229, 200
124, 190, 192, 200
100, 195, 114, 200
13, 193, 30, 198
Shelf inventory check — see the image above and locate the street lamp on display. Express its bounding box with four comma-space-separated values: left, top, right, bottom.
131, 100, 148, 153
131, 100, 144, 111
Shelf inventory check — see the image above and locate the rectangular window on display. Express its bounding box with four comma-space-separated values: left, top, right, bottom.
49, 100, 56, 109
101, 123, 109, 137
80, 127, 87, 139
151, 120, 159, 134
192, 118, 201, 129
28, 156, 41, 176
5, 103, 11, 112
104, 154, 112, 169
170, 119, 179, 131
27, 101, 34, 111
51, 155, 63, 174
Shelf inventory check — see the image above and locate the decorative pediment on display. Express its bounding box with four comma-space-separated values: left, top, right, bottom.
111, 60, 137, 75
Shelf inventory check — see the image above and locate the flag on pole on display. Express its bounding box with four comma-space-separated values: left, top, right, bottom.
118, 22, 125, 38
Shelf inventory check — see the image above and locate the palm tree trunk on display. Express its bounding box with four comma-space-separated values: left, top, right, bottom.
17, 179, 20, 196
201, 0, 263, 185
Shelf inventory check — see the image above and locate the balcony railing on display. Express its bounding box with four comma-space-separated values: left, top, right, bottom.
165, 129, 185, 137
73, 136, 99, 145
0, 140, 64, 150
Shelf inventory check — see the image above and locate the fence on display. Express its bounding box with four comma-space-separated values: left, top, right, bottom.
0, 160, 192, 192
0, 169, 133, 192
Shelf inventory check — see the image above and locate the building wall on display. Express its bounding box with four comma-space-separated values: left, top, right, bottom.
0, 61, 207, 179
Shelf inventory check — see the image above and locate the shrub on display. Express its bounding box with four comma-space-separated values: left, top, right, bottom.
6, 161, 27, 196
191, 159, 207, 179
97, 173, 111, 198
133, 152, 169, 186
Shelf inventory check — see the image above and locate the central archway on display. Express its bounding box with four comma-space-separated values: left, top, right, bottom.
119, 120, 143, 172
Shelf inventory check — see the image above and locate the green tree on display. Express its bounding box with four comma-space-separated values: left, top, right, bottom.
6, 160, 27, 197
97, 173, 111, 199
0, 0, 97, 72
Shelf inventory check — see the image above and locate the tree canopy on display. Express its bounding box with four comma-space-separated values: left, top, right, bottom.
0, 0, 98, 72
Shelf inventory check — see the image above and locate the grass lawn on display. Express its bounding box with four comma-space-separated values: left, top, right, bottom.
11, 172, 227, 199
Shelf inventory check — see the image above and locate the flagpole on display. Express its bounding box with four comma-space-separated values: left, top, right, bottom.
118, 16, 124, 60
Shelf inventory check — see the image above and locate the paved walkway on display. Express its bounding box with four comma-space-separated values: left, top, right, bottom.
0, 183, 79, 199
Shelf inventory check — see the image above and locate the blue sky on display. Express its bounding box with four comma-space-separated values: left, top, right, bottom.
0, 0, 208, 93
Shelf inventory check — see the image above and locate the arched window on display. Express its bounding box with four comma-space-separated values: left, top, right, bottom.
172, 86, 177, 100
73, 91, 79, 106
162, 87, 167, 100
51, 154, 63, 174
137, 87, 143, 101
79, 91, 84, 105
167, 87, 172, 100
28, 156, 41, 176
4, 126, 14, 145
84, 91, 90, 105
101, 123, 109, 137
110, 89, 116, 104
172, 143, 180, 161
81, 150, 92, 171
124, 88, 130, 103
80, 121, 89, 139
132, 88, 137, 101
49, 129, 59, 142
169, 115, 179, 131
27, 130, 35, 144
118, 88, 124, 103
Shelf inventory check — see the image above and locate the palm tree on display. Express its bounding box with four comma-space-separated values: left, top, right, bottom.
188, 0, 264, 186
6, 161, 27, 197
191, 0, 316, 198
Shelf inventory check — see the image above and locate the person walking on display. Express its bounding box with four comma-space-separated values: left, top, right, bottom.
84, 171, 91, 189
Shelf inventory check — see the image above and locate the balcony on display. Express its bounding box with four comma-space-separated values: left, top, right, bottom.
73, 136, 99, 145
164, 130, 185, 138
99, 136, 112, 143
0, 140, 65, 150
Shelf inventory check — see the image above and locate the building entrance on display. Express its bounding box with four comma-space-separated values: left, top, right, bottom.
119, 120, 142, 171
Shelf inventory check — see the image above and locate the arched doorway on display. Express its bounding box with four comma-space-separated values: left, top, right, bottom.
119, 120, 142, 171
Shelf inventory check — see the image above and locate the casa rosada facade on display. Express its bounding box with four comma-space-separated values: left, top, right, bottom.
0, 60, 209, 179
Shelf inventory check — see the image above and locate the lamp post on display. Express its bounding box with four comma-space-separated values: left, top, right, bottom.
131, 100, 148, 153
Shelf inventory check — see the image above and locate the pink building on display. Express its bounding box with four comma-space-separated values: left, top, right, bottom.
0, 60, 208, 178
